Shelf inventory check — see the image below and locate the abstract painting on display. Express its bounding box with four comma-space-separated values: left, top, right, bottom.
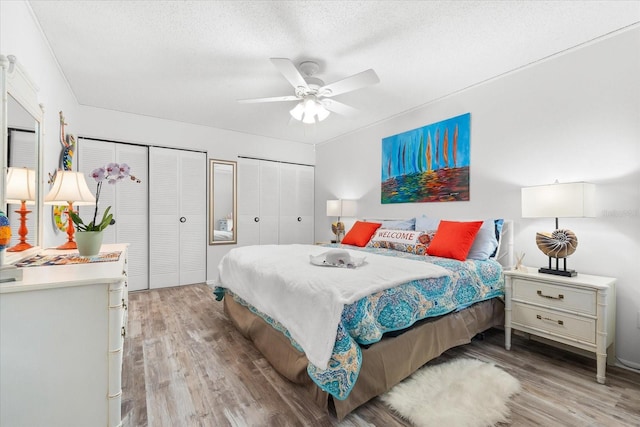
381, 112, 471, 204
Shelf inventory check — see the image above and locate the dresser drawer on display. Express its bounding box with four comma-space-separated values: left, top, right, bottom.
512, 303, 596, 344
512, 278, 596, 315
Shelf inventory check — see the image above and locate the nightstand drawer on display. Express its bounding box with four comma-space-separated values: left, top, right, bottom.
512, 278, 596, 315
512, 303, 596, 344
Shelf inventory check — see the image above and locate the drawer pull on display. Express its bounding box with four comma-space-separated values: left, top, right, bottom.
537, 290, 564, 300
122, 298, 127, 310
121, 327, 126, 338
536, 314, 564, 325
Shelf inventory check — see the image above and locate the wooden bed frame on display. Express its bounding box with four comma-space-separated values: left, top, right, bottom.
222, 221, 514, 419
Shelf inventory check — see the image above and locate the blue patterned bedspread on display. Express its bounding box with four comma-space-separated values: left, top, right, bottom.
215, 245, 504, 401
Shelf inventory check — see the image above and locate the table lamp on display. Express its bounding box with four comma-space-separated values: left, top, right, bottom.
521, 181, 595, 276
326, 199, 357, 242
44, 170, 96, 250
5, 167, 36, 252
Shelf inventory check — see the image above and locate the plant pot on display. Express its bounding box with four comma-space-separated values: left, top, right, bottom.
76, 231, 104, 257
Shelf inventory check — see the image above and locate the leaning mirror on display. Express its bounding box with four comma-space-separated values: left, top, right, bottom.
209, 159, 237, 245
1, 55, 44, 258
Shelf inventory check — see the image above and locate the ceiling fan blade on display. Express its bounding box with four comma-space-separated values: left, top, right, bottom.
237, 95, 299, 104
321, 99, 358, 117
270, 58, 310, 90
320, 69, 379, 97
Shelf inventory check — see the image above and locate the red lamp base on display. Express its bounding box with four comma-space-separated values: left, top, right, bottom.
7, 202, 33, 252
54, 203, 77, 250
56, 240, 78, 250
7, 241, 34, 252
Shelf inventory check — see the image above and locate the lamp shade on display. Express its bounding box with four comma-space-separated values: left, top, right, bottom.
316, 104, 330, 121
341, 200, 357, 217
290, 97, 331, 124
44, 171, 96, 205
326, 199, 357, 217
290, 102, 305, 121
521, 182, 595, 218
6, 167, 36, 205
326, 200, 341, 216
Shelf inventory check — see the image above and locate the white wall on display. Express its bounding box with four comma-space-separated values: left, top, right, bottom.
1, 1, 315, 277
316, 27, 640, 367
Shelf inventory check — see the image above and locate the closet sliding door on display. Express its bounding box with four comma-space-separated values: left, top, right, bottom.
149, 147, 206, 288
237, 158, 314, 246
77, 138, 149, 291
278, 163, 314, 245
237, 158, 279, 246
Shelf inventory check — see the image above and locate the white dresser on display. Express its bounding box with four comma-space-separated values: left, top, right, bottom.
504, 268, 616, 384
0, 244, 128, 427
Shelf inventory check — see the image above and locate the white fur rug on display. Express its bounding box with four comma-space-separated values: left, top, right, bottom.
380, 358, 521, 427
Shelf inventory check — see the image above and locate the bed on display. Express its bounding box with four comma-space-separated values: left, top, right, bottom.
214, 219, 513, 419
213, 229, 234, 241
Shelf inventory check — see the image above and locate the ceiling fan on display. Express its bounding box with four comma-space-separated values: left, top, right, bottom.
238, 58, 380, 124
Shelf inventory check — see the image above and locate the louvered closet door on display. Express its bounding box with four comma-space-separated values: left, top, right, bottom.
278, 163, 314, 244
149, 147, 206, 288
237, 158, 260, 246
258, 161, 280, 244
237, 158, 279, 245
177, 150, 207, 285
114, 144, 149, 291
8, 129, 38, 248
149, 147, 180, 287
77, 139, 150, 291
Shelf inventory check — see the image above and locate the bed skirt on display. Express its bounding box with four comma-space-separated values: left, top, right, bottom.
223, 296, 505, 420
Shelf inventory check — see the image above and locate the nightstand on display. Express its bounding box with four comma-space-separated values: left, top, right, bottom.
504, 268, 616, 384
218, 219, 233, 231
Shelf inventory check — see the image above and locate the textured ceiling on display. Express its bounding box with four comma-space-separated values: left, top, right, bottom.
28, 1, 640, 145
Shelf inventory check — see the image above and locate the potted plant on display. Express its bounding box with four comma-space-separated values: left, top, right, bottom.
69, 163, 140, 256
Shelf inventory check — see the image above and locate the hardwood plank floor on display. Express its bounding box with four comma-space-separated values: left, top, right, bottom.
122, 284, 640, 427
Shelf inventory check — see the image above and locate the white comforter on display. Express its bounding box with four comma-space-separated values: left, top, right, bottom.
217, 244, 449, 369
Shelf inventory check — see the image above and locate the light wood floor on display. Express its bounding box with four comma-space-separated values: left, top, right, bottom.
122, 284, 640, 427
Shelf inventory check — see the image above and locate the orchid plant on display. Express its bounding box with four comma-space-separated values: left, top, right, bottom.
69, 163, 141, 232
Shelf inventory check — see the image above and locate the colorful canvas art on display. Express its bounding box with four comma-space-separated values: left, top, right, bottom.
381, 113, 471, 204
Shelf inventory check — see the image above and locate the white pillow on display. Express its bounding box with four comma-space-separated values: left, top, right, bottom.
380, 218, 416, 230
415, 215, 440, 231
367, 228, 435, 255
466, 220, 499, 260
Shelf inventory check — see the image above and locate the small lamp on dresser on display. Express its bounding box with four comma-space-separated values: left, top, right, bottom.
521, 181, 595, 277
44, 170, 96, 250
5, 167, 36, 252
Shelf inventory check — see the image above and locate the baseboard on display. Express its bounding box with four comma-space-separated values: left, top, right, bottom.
615, 357, 640, 373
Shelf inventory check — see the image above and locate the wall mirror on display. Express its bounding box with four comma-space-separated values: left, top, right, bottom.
1, 55, 44, 254
209, 159, 237, 245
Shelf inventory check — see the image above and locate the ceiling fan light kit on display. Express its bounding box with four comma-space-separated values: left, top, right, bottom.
290, 96, 330, 124
239, 58, 379, 125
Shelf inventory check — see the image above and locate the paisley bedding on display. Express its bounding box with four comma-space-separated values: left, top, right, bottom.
215, 245, 504, 401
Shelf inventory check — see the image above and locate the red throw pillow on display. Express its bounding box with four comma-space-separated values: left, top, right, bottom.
341, 221, 382, 247
426, 220, 483, 261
